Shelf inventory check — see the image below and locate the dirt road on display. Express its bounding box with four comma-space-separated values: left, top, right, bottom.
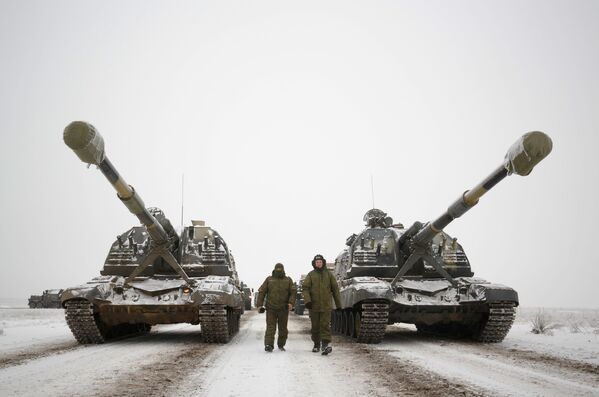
1, 309, 598, 396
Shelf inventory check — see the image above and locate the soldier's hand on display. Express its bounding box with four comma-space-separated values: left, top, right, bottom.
305, 302, 312, 309
258, 306, 266, 314
288, 303, 293, 311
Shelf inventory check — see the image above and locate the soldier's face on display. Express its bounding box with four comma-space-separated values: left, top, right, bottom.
315, 259, 324, 268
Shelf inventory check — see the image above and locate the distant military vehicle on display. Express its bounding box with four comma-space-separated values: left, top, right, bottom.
61, 121, 243, 344
241, 282, 252, 311
28, 289, 63, 308
293, 275, 307, 315
332, 132, 552, 344
253, 290, 260, 308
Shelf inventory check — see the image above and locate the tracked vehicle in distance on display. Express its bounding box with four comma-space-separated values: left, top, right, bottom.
28, 289, 63, 308
61, 121, 243, 344
293, 274, 307, 315
332, 132, 552, 344
240, 282, 252, 311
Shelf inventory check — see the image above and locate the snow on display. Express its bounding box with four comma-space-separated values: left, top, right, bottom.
0, 307, 598, 397
174, 312, 377, 397
380, 325, 598, 396
0, 309, 74, 356
504, 322, 599, 365
0, 313, 200, 396
376, 309, 599, 396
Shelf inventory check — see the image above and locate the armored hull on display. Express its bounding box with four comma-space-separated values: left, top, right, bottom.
334, 276, 517, 343
63, 274, 243, 343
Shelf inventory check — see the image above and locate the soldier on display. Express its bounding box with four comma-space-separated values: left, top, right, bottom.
257, 263, 296, 352
302, 254, 341, 355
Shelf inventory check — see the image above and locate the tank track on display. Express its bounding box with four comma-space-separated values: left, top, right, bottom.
475, 302, 516, 343
355, 302, 389, 344
65, 300, 106, 344
332, 302, 389, 344
199, 304, 240, 343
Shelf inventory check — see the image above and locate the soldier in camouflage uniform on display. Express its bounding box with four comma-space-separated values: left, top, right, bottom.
302, 254, 341, 355
257, 263, 296, 352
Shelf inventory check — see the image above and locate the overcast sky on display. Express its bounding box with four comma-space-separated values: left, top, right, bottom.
1, 1, 598, 308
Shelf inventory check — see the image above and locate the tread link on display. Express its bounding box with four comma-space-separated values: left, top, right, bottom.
199, 304, 240, 343
355, 302, 389, 344
332, 302, 389, 344
475, 302, 516, 343
65, 300, 106, 344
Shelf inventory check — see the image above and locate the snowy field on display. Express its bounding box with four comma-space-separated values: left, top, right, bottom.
1, 307, 598, 396
508, 307, 599, 365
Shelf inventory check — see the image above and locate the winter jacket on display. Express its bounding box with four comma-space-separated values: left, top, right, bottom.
302, 267, 341, 312
257, 272, 296, 311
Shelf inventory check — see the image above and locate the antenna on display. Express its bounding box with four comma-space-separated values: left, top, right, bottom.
180, 173, 184, 229
370, 174, 375, 209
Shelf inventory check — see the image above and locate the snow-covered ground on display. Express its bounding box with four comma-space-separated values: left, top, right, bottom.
0, 310, 214, 397
504, 322, 599, 365
381, 323, 598, 396
0, 309, 75, 359
1, 307, 598, 397
508, 307, 599, 364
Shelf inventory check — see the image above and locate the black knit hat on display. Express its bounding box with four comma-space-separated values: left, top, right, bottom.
311, 254, 326, 267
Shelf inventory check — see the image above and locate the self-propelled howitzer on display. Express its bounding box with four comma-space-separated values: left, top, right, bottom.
61, 121, 243, 344
332, 132, 552, 344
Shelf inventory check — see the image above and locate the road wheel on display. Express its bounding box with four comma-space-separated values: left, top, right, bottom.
349, 312, 356, 338
227, 310, 234, 336
331, 310, 337, 333
354, 312, 362, 339
344, 310, 351, 336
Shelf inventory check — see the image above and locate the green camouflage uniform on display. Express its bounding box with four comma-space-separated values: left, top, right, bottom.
302, 266, 341, 344
257, 264, 296, 348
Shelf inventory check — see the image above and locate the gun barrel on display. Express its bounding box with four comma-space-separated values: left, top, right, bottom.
413, 131, 552, 244
63, 121, 169, 245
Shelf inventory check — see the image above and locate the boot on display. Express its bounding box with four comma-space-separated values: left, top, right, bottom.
265, 345, 274, 352
278, 346, 286, 351
312, 342, 320, 353
321, 341, 332, 355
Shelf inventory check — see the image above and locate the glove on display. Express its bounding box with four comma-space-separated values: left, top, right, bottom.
305, 302, 312, 309
258, 306, 266, 313
288, 303, 293, 311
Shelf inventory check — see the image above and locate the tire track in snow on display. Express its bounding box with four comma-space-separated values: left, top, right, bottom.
0, 341, 80, 369
375, 326, 599, 396
173, 312, 488, 397
0, 323, 208, 397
